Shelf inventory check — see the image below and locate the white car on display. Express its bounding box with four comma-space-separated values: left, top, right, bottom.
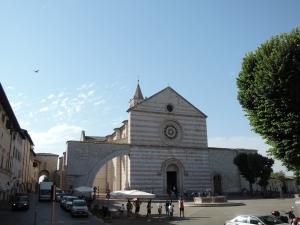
71, 199, 89, 217
225, 215, 289, 225
64, 196, 79, 211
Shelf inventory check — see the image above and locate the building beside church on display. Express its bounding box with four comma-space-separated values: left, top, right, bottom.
63, 84, 256, 195
0, 83, 36, 200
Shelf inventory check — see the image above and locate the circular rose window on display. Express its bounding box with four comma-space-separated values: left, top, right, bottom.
161, 120, 182, 145
164, 125, 177, 139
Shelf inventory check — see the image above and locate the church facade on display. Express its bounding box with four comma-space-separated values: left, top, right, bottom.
63, 84, 256, 195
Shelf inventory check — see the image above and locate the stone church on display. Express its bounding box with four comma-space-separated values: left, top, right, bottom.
63, 84, 255, 195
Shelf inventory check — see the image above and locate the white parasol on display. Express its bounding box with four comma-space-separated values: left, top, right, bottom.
110, 190, 155, 199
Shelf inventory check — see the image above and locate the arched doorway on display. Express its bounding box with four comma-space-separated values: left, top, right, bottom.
213, 174, 222, 195
38, 170, 50, 183
161, 158, 185, 195
166, 164, 179, 194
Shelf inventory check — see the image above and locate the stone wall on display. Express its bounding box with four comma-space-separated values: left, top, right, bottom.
208, 147, 257, 194
130, 145, 211, 195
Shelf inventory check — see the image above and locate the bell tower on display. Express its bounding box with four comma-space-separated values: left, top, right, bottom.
128, 81, 144, 108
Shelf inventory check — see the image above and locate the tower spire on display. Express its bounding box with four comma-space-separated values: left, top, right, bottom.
133, 80, 144, 100
129, 80, 144, 108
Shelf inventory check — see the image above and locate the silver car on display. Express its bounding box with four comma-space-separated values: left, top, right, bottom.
71, 199, 89, 217
225, 215, 289, 225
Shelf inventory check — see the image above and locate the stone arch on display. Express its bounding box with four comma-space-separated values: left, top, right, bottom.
38, 170, 50, 181
85, 149, 131, 187
160, 158, 186, 194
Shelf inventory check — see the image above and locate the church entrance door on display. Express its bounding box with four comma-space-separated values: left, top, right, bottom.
213, 174, 222, 195
167, 171, 177, 192
166, 163, 179, 194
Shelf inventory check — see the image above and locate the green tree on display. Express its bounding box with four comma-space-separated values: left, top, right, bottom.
237, 27, 300, 174
271, 171, 287, 193
258, 156, 274, 192
234, 153, 274, 194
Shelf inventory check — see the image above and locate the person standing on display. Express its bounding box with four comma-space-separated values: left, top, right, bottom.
157, 202, 162, 217
133, 198, 141, 217
178, 197, 184, 218
120, 204, 125, 216
168, 203, 174, 218
165, 200, 170, 216
146, 199, 152, 217
126, 200, 132, 217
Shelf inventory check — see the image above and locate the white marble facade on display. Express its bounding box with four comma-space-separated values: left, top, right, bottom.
64, 84, 256, 195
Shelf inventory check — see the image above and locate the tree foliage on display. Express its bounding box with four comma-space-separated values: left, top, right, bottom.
234, 153, 274, 193
237, 27, 300, 172
271, 171, 286, 183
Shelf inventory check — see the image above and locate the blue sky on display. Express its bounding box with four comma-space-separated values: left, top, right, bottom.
1, 0, 299, 174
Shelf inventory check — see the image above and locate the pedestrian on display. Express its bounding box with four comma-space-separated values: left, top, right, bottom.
133, 198, 141, 217
173, 186, 178, 199
126, 200, 132, 217
120, 203, 125, 216
157, 202, 162, 217
165, 200, 170, 215
146, 199, 152, 217
178, 197, 184, 218
168, 203, 174, 218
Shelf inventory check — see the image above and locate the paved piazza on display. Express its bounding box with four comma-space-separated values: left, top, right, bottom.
106, 198, 297, 225
0, 196, 297, 225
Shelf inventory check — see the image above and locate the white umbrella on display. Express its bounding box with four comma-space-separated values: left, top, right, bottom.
110, 190, 155, 199
74, 186, 94, 193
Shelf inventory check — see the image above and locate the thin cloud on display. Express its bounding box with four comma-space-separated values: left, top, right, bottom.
11, 101, 24, 112
47, 94, 55, 99
77, 83, 94, 91
87, 90, 95, 96
31, 124, 82, 154
39, 106, 49, 112
94, 99, 106, 106
58, 92, 64, 98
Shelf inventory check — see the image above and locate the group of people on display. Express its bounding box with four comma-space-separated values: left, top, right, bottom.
119, 197, 185, 218
162, 197, 184, 218
122, 198, 141, 217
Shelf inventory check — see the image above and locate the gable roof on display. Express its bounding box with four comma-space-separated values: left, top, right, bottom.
127, 86, 207, 118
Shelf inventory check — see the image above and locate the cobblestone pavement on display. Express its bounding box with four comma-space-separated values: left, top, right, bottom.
101, 198, 297, 225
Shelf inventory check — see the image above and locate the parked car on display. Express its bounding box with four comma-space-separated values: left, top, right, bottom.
65, 196, 79, 211
55, 190, 65, 202
11, 195, 30, 210
60, 195, 69, 208
71, 199, 89, 217
225, 215, 289, 225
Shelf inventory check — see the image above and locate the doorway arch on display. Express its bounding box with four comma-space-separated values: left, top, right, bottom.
38, 170, 50, 183
166, 164, 178, 194
213, 174, 222, 195
160, 158, 186, 195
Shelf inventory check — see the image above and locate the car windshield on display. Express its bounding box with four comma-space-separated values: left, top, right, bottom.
16, 196, 28, 201
258, 216, 282, 225
67, 197, 78, 201
73, 201, 86, 206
